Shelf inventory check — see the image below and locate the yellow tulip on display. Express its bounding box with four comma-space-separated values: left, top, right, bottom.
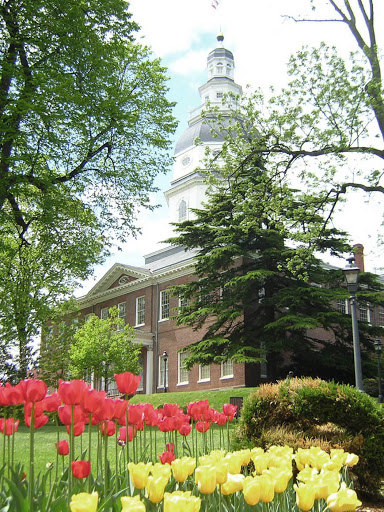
70, 491, 98, 512
251, 453, 270, 474
259, 473, 275, 503
171, 457, 196, 482
314, 470, 340, 500
294, 482, 316, 512
297, 466, 319, 483
128, 461, 152, 490
224, 452, 243, 474
243, 476, 261, 506
121, 495, 146, 512
220, 473, 245, 495
164, 491, 201, 512
295, 448, 311, 471
213, 459, 229, 485
146, 475, 168, 503
151, 462, 172, 480
344, 453, 359, 468
195, 465, 217, 494
264, 466, 292, 493
327, 482, 362, 512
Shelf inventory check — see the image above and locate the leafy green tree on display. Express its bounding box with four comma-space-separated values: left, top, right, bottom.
220, 1, 383, 231
69, 307, 141, 393
0, 0, 176, 376
167, 149, 384, 383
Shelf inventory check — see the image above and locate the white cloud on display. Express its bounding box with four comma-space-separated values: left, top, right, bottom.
169, 50, 209, 75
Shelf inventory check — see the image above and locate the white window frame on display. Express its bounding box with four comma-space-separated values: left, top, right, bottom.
337, 299, 347, 314
220, 360, 234, 379
135, 296, 145, 327
100, 307, 109, 320
198, 364, 210, 383
359, 303, 370, 323
158, 356, 169, 389
178, 352, 189, 386
159, 290, 170, 321
117, 302, 126, 331
178, 200, 187, 221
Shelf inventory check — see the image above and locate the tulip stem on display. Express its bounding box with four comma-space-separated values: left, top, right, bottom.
88, 413, 92, 493
28, 402, 35, 507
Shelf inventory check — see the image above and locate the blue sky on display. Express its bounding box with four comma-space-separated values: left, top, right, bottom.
77, 0, 384, 294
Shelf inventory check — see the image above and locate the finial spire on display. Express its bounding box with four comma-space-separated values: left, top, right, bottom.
217, 33, 224, 47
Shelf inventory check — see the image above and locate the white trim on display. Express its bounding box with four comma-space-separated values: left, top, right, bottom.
220, 360, 234, 379
135, 296, 145, 327
178, 352, 189, 385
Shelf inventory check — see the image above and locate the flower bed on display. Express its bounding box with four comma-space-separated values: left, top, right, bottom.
0, 373, 362, 511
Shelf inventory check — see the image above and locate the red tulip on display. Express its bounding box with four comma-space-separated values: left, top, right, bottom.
187, 400, 210, 421
82, 389, 106, 414
178, 423, 192, 436
55, 440, 69, 455
24, 401, 44, 418
163, 403, 181, 417
0, 417, 19, 435
97, 398, 115, 421
58, 380, 87, 405
71, 460, 91, 479
215, 413, 227, 426
158, 416, 177, 432
145, 409, 160, 427
58, 404, 84, 425
112, 398, 128, 420
114, 372, 141, 396
99, 420, 116, 437
43, 393, 61, 412
158, 444, 175, 464
19, 379, 47, 403
126, 404, 144, 425
118, 426, 136, 443
196, 420, 211, 433
2, 383, 23, 406
222, 403, 237, 421
25, 413, 49, 429
66, 421, 85, 437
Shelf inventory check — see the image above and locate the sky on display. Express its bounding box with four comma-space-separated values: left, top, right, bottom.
77, 0, 384, 295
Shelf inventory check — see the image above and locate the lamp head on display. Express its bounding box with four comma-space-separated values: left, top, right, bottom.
343, 256, 360, 293
374, 339, 382, 353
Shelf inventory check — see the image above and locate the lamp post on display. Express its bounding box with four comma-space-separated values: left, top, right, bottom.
343, 256, 364, 392
162, 351, 168, 393
374, 339, 383, 403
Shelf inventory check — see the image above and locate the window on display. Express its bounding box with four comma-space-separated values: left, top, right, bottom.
181, 156, 191, 166
359, 304, 369, 322
337, 299, 347, 314
158, 356, 169, 388
136, 296, 145, 326
198, 364, 210, 382
221, 360, 234, 379
100, 307, 109, 320
159, 290, 170, 321
137, 353, 144, 391
118, 302, 126, 320
178, 200, 187, 221
379, 306, 384, 327
179, 295, 189, 309
178, 352, 189, 385
216, 62, 223, 74
260, 341, 267, 379
216, 92, 223, 99
84, 313, 93, 323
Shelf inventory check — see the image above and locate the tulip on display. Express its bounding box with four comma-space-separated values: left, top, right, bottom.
70, 491, 98, 512
264, 466, 292, 493
128, 462, 152, 489
2, 383, 23, 406
71, 460, 91, 479
221, 473, 245, 495
151, 462, 172, 480
195, 465, 217, 494
164, 491, 201, 512
43, 392, 61, 412
196, 420, 211, 432
66, 421, 85, 437
99, 420, 116, 437
313, 470, 340, 500
24, 413, 49, 429
81, 389, 106, 415
259, 473, 275, 503
118, 425, 136, 443
187, 400, 209, 421
112, 398, 128, 420
159, 450, 175, 464
58, 404, 84, 426
171, 457, 196, 482
222, 403, 237, 420
215, 413, 227, 425
243, 476, 261, 506
56, 440, 69, 456
114, 371, 141, 396
179, 422, 192, 436
0, 417, 19, 435
58, 380, 87, 405
163, 403, 181, 416
294, 482, 316, 511
344, 453, 359, 468
19, 379, 47, 403
327, 482, 362, 512
147, 475, 168, 503
121, 495, 146, 512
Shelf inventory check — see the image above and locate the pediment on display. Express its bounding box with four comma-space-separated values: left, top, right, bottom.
85, 263, 150, 297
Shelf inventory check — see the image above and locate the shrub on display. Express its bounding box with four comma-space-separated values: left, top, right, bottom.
234, 377, 384, 497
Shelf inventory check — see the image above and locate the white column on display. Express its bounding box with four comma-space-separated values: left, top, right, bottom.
146, 347, 154, 395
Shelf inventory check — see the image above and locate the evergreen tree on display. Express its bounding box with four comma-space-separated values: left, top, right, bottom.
168, 151, 384, 383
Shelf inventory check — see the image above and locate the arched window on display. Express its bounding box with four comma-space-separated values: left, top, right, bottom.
216, 62, 223, 74
178, 200, 187, 221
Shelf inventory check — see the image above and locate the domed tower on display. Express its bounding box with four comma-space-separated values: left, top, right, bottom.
164, 34, 242, 225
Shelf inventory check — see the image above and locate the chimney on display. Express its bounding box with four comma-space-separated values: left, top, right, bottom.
353, 243, 365, 272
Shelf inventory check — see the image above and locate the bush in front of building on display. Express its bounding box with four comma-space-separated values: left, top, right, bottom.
234, 377, 384, 497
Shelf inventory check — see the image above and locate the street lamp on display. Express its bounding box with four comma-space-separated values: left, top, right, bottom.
343, 256, 364, 392
374, 339, 383, 403
162, 351, 168, 393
